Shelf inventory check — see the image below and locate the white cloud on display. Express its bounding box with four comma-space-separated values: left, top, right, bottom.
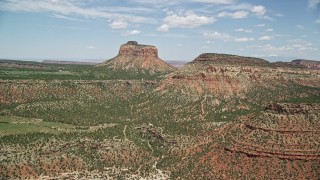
260, 16, 273, 21
192, 0, 234, 4
52, 14, 81, 21
122, 30, 141, 36
251, 5, 266, 16
218, 4, 268, 18
87, 46, 95, 49
132, 0, 234, 6
109, 21, 128, 29
0, 0, 154, 24
130, 0, 178, 7
252, 41, 318, 55
234, 37, 255, 42
296, 25, 305, 29
158, 11, 215, 32
48, 24, 88, 31
259, 36, 272, 40
235, 28, 252, 33
255, 24, 266, 27
275, 13, 284, 17
157, 24, 170, 32
265, 28, 274, 32
297, 46, 318, 51
203, 31, 231, 40
308, 0, 320, 8
316, 18, 320, 24
105, 7, 154, 14
218, 11, 249, 19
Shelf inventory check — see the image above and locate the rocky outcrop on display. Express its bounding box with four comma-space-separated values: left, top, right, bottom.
225, 103, 320, 160
97, 41, 176, 73
194, 53, 269, 66
292, 59, 320, 69
265, 103, 320, 115
179, 103, 320, 179
156, 52, 320, 97
118, 41, 158, 57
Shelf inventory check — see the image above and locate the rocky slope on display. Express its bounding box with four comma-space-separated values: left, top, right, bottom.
97, 41, 176, 73
157, 53, 320, 99
194, 53, 269, 65
225, 103, 320, 160
177, 103, 320, 179
291, 59, 320, 69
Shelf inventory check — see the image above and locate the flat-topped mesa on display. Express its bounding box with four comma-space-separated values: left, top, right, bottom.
194, 53, 269, 66
118, 41, 158, 58
97, 41, 176, 73
291, 59, 320, 69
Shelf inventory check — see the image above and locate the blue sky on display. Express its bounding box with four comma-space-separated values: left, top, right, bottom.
0, 0, 319, 62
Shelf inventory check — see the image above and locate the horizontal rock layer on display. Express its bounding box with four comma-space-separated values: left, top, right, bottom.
98, 41, 176, 73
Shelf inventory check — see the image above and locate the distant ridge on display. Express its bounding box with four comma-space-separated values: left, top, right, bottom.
291, 59, 320, 69
193, 53, 269, 66
97, 41, 176, 73
166, 60, 188, 68
42, 60, 98, 65
156, 52, 320, 97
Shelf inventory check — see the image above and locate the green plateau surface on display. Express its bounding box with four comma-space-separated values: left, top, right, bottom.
0, 60, 167, 80
0, 116, 75, 136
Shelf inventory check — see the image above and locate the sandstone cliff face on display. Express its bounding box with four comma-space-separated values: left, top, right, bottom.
97, 41, 176, 73
157, 53, 320, 98
118, 41, 158, 57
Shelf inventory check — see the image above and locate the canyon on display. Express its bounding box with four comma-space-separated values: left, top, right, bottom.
0, 42, 319, 179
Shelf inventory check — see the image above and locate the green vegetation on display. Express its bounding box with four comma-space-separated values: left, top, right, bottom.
284, 93, 320, 103
0, 59, 319, 179
0, 60, 167, 80
0, 116, 77, 136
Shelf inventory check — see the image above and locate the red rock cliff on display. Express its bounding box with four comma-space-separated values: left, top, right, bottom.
118, 41, 158, 58
97, 41, 176, 73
